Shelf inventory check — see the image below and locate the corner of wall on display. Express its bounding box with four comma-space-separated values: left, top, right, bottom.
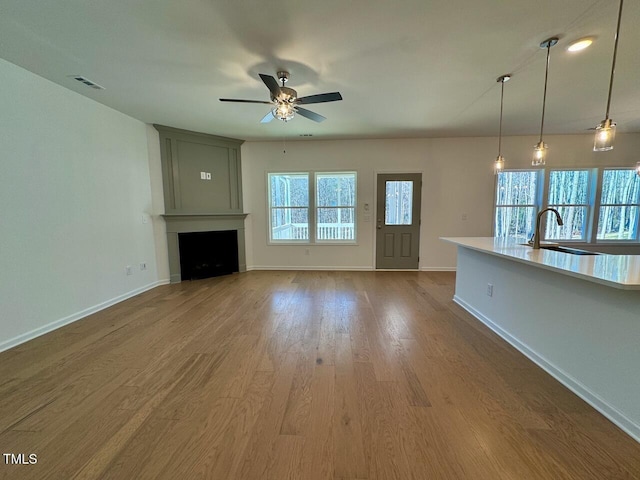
146, 125, 170, 282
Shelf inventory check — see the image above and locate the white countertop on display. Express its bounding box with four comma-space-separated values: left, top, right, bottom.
442, 237, 640, 290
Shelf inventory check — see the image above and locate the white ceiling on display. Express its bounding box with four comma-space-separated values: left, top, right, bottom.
1, 0, 639, 141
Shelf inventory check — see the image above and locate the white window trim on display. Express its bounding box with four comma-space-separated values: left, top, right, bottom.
267, 170, 358, 245
492, 169, 543, 241
594, 167, 640, 243
493, 166, 640, 245
542, 168, 594, 243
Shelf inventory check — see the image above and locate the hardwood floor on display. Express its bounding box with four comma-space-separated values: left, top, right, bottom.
1, 271, 639, 479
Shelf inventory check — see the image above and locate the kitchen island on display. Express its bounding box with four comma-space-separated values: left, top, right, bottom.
442, 237, 640, 443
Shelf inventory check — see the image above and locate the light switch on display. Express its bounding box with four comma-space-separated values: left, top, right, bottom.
200, 172, 206, 180
206, 172, 212, 180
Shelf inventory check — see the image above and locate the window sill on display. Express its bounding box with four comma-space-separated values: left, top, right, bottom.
268, 241, 359, 246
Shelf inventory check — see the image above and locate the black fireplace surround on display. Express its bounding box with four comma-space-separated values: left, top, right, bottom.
178, 230, 239, 280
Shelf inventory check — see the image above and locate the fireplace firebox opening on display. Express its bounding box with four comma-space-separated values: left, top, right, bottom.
178, 230, 239, 280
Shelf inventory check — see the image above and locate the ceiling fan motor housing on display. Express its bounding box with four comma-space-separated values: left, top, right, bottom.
273, 86, 297, 103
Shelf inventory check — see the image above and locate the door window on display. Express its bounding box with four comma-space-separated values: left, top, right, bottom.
385, 181, 413, 225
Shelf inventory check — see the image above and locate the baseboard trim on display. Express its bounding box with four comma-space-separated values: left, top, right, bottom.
453, 295, 640, 444
246, 265, 456, 272
0, 279, 170, 354
246, 265, 374, 271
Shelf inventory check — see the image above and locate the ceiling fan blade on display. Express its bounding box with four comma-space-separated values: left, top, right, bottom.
296, 92, 343, 105
219, 98, 273, 104
295, 107, 326, 123
259, 74, 282, 99
260, 111, 275, 123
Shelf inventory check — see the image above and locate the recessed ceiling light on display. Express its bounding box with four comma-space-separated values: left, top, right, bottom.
567, 38, 593, 52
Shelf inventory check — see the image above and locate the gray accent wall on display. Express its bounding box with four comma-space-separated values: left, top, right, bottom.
154, 125, 244, 213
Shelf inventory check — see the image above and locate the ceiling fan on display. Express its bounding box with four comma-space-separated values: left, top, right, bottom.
220, 71, 342, 123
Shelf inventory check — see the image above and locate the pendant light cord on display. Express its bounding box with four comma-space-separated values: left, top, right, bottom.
605, 0, 624, 120
498, 80, 505, 156
539, 43, 552, 143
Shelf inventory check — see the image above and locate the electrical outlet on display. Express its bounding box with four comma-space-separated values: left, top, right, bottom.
462, 213, 468, 221
140, 262, 147, 271
142, 214, 149, 224
486, 283, 493, 297
200, 172, 206, 180
126, 265, 133, 276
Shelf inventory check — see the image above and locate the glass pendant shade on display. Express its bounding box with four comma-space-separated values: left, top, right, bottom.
532, 38, 557, 167
594, 119, 616, 151
494, 155, 505, 174
532, 141, 548, 166
595, 0, 624, 152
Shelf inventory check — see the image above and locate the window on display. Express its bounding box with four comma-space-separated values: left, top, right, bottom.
268, 171, 357, 243
385, 181, 413, 225
316, 173, 356, 241
493, 166, 640, 244
597, 169, 640, 240
269, 173, 309, 241
545, 169, 591, 241
494, 170, 539, 242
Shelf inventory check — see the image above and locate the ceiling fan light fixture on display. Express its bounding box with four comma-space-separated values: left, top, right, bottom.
220, 72, 342, 124
594, 0, 624, 152
273, 102, 295, 122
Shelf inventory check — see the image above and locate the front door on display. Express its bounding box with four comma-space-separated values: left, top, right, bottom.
375, 173, 422, 269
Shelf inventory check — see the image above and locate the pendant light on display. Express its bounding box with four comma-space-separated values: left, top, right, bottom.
594, 0, 624, 152
532, 37, 558, 166
494, 74, 511, 174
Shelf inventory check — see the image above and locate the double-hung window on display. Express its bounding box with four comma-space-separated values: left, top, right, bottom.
545, 169, 592, 241
269, 173, 309, 241
316, 173, 356, 241
597, 169, 640, 241
494, 170, 540, 241
268, 171, 357, 243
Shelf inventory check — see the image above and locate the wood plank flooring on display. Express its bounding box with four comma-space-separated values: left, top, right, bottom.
1, 271, 639, 479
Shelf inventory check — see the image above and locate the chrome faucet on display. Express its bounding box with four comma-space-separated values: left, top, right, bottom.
529, 208, 564, 249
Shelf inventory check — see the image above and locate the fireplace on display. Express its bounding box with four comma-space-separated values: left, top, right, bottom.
155, 125, 247, 283
178, 230, 238, 280
162, 213, 248, 283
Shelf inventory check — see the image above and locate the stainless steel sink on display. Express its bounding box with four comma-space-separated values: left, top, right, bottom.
540, 245, 599, 256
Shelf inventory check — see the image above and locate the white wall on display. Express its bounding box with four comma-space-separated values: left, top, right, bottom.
454, 246, 640, 442
241, 133, 640, 270
0, 58, 163, 351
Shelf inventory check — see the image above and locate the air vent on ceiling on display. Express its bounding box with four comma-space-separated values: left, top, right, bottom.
299, 134, 313, 137
68, 75, 105, 90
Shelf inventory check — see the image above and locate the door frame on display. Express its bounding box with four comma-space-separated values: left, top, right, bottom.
373, 169, 424, 270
